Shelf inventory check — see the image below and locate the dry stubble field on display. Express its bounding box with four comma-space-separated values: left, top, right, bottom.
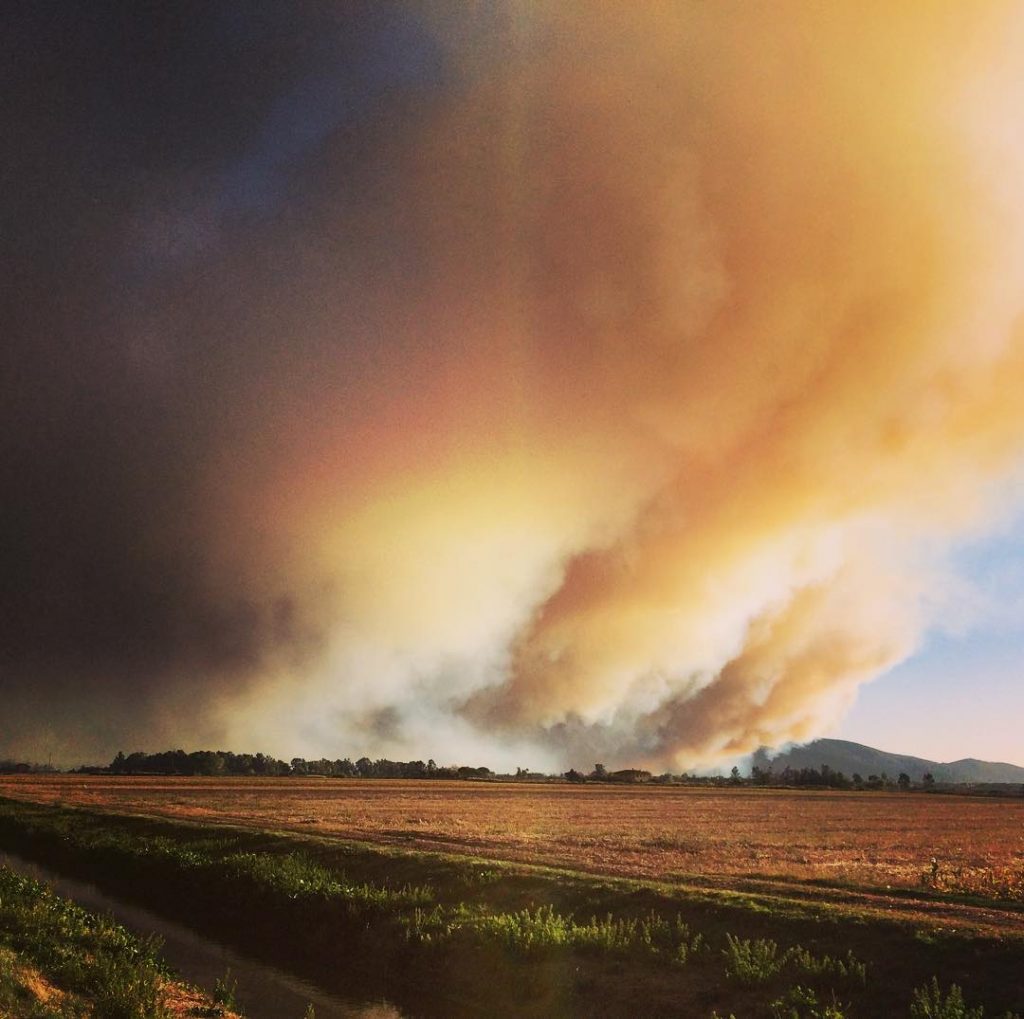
3, 775, 1024, 903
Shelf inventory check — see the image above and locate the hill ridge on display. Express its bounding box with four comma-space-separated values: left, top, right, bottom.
751, 738, 1024, 784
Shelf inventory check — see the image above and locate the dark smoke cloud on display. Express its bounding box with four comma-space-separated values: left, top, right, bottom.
1, 2, 441, 762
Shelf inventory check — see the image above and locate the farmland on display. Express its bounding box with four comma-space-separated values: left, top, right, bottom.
1, 777, 1023, 1016
2, 775, 1023, 901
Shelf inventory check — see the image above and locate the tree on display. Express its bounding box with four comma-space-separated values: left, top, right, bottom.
124, 752, 148, 774
751, 765, 772, 786
591, 763, 608, 781
730, 766, 742, 785
232, 754, 256, 776
898, 772, 911, 791
922, 772, 935, 790
189, 750, 225, 776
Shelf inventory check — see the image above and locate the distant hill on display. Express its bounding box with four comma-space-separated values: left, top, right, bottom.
749, 738, 1024, 785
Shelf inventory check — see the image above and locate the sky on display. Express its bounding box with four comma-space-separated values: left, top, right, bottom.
3, 2, 1024, 771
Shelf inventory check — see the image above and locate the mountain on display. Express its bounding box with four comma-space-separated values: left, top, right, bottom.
749, 738, 1024, 785
939, 758, 1024, 784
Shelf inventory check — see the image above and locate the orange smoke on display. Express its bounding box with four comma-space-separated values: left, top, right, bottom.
219, 3, 1024, 770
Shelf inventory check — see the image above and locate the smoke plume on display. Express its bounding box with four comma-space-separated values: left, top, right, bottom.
5, 3, 1024, 768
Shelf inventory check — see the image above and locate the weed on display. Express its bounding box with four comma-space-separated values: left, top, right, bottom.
786, 946, 866, 985
478, 904, 572, 955
770, 984, 848, 1018
723, 935, 866, 990
404, 905, 458, 944
470, 906, 705, 962
723, 935, 786, 984
213, 968, 238, 1011
910, 978, 983, 1019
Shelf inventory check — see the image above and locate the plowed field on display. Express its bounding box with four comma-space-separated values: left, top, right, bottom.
3, 776, 1023, 902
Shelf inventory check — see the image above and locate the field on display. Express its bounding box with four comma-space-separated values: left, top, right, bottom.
2, 776, 1024, 1017
3, 775, 1024, 902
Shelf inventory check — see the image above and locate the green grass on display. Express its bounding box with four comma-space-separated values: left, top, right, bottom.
217, 848, 434, 908
0, 865, 169, 1017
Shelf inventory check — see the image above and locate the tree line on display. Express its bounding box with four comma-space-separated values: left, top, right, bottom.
748, 764, 936, 790
106, 749, 495, 779
10, 750, 939, 788
0, 760, 58, 775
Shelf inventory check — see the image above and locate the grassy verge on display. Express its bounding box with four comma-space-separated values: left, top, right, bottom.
0, 797, 1021, 1017
0, 864, 241, 1018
